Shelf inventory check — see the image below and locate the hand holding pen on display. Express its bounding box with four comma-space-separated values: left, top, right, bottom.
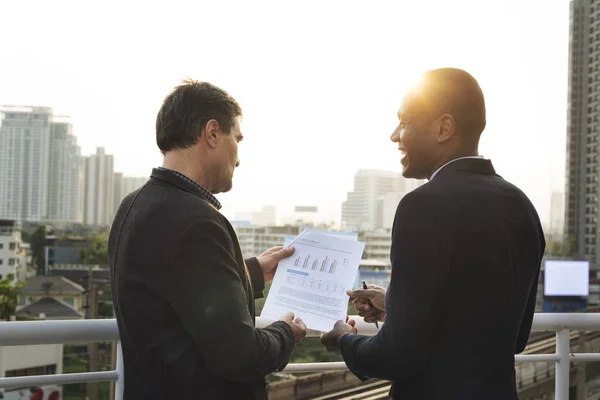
346, 282, 387, 328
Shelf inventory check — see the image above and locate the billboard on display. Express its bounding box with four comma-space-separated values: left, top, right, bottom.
544, 260, 590, 296
1, 385, 62, 400
294, 206, 318, 213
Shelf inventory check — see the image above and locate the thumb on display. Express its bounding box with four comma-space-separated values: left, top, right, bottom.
277, 246, 295, 259
280, 312, 294, 323
294, 317, 307, 330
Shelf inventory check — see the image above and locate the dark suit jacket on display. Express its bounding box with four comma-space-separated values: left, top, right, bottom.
341, 158, 545, 400
108, 168, 294, 400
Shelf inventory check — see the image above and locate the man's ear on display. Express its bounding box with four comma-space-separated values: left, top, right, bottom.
203, 119, 221, 148
436, 113, 456, 143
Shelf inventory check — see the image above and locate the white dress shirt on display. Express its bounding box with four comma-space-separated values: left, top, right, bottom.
429, 155, 484, 181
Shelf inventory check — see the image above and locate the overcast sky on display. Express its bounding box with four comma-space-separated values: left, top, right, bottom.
0, 0, 571, 226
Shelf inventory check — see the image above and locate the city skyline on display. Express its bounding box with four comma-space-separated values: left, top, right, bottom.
0, 103, 567, 228
0, 0, 572, 227
0, 106, 148, 226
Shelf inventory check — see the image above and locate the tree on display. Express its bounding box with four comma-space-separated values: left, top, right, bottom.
30, 225, 47, 275
0, 279, 24, 320
20, 229, 31, 243
80, 234, 109, 265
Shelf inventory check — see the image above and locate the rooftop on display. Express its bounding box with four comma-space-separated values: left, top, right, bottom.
16, 297, 83, 320
21, 275, 85, 295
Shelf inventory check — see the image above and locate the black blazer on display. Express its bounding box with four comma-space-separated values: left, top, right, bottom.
108, 168, 294, 400
340, 159, 545, 400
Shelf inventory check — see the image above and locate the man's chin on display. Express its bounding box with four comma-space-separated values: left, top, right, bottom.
401, 166, 414, 179
401, 167, 424, 180
222, 181, 233, 193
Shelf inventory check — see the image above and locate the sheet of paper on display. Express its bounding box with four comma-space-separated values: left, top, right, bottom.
261, 231, 365, 332
283, 230, 358, 245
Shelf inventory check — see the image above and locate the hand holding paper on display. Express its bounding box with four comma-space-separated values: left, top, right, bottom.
260, 230, 365, 332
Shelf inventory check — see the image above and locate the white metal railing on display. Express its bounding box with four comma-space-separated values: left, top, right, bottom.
1, 314, 600, 400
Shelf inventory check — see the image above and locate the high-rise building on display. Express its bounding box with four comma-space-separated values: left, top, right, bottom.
0, 220, 26, 283
359, 230, 392, 265
231, 224, 301, 259
342, 169, 424, 231
84, 147, 115, 227
47, 118, 83, 224
549, 191, 565, 241
565, 0, 600, 268
113, 173, 148, 213
0, 106, 52, 223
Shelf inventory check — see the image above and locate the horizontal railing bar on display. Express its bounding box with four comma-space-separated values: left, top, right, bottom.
531, 314, 600, 331
570, 353, 600, 362
0, 371, 118, 389
1, 314, 600, 347
257, 317, 381, 337
516, 354, 561, 363
0, 319, 118, 346
284, 362, 347, 372
3, 351, 597, 388
0, 313, 600, 346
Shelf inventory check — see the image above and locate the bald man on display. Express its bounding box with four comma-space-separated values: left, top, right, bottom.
321, 68, 545, 400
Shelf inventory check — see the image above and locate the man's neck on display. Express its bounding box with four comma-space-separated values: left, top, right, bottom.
428, 149, 479, 179
162, 152, 213, 191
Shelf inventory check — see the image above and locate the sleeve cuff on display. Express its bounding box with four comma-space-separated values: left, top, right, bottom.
245, 257, 265, 299
340, 334, 371, 381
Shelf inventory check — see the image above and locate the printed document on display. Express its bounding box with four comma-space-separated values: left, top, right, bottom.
261, 231, 365, 332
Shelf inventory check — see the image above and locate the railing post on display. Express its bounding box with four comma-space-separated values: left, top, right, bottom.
555, 328, 570, 400
115, 342, 124, 400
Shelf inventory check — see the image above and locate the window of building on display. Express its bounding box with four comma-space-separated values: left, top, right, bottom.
5, 364, 57, 377
62, 297, 75, 307
7, 274, 14, 281
9, 242, 15, 250
0, 243, 3, 250
8, 258, 15, 266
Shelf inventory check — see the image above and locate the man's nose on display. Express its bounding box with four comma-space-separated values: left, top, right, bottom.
390, 129, 400, 143
235, 159, 240, 167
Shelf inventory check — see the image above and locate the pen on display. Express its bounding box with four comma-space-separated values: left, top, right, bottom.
362, 280, 379, 329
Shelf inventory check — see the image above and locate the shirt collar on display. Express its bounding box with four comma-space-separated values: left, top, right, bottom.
157, 167, 222, 210
429, 155, 484, 181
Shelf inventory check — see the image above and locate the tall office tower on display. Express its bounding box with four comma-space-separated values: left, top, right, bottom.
47, 118, 83, 224
84, 147, 115, 227
565, 0, 600, 269
0, 106, 52, 223
113, 173, 148, 213
341, 169, 424, 232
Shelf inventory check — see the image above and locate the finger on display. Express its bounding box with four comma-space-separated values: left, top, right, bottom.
334, 320, 346, 329
347, 318, 356, 327
358, 310, 377, 318
295, 318, 307, 330
364, 315, 379, 323
347, 289, 375, 299
355, 303, 370, 312
280, 312, 294, 322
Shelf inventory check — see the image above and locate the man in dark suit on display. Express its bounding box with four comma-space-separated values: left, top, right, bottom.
109, 80, 307, 399
321, 68, 545, 399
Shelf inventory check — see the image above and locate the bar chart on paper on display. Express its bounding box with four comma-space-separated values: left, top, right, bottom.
262, 231, 366, 331
292, 254, 346, 274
